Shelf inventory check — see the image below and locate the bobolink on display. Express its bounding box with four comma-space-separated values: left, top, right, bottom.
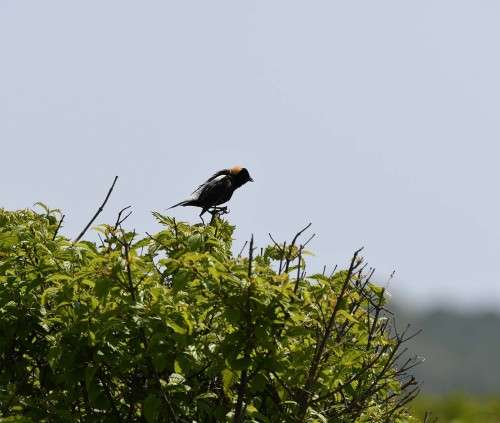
169, 166, 254, 222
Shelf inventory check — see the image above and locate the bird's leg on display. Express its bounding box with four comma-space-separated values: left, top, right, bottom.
199, 209, 207, 225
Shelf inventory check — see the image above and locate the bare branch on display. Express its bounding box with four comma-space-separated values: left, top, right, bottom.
293, 246, 303, 294
278, 241, 286, 275
289, 222, 312, 251
284, 222, 312, 273
302, 233, 316, 248
113, 205, 132, 230
74, 176, 118, 242
52, 214, 65, 240
238, 240, 248, 258
268, 233, 283, 251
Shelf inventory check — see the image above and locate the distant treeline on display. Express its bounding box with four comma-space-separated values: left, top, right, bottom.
393, 304, 500, 394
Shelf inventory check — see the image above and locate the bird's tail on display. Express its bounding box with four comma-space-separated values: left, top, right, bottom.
168, 199, 197, 209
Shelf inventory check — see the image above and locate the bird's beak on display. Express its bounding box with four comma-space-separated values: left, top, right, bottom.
249, 177, 254, 182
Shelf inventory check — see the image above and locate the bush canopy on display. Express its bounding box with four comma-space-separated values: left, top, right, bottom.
0, 205, 421, 422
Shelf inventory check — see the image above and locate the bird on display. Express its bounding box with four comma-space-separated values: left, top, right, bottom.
169, 166, 254, 223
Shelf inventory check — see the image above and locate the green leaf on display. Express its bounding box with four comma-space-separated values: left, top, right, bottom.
187, 233, 203, 251
0, 231, 18, 249
222, 369, 234, 395
168, 373, 185, 386
33, 202, 50, 214
246, 404, 258, 415
143, 394, 161, 423
195, 392, 218, 400
150, 287, 163, 302
165, 319, 187, 335
337, 310, 359, 323
94, 277, 112, 299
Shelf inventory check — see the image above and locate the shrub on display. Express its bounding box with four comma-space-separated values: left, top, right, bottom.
0, 205, 420, 422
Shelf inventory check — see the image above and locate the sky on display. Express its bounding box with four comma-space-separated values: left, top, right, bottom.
1, 1, 500, 311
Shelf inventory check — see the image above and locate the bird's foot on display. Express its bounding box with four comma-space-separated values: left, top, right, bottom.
217, 206, 229, 215
208, 206, 229, 224
210, 206, 229, 216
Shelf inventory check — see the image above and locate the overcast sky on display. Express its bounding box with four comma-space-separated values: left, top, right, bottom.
2, 1, 499, 311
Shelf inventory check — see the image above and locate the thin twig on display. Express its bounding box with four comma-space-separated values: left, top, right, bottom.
268, 233, 284, 251
238, 240, 248, 258
97, 233, 105, 248
52, 214, 65, 240
293, 246, 303, 294
145, 231, 159, 243
114, 205, 132, 230
284, 223, 312, 273
289, 222, 312, 251
74, 176, 118, 242
302, 233, 316, 248
329, 264, 338, 278
278, 241, 286, 274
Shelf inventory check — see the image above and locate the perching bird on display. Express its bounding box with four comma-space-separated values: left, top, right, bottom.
169, 166, 254, 223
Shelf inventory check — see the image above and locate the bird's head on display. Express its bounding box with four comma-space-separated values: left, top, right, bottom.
230, 166, 254, 185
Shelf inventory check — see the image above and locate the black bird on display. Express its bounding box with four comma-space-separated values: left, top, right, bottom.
169, 166, 254, 222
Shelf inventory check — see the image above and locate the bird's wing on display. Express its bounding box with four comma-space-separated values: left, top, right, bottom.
194, 175, 232, 205
191, 169, 230, 195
